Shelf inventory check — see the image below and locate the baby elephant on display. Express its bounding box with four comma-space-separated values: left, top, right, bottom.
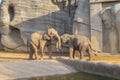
27, 28, 61, 60
61, 34, 93, 60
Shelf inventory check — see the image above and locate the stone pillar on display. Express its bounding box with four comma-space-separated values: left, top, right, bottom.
73, 0, 90, 38
90, 2, 103, 52
0, 5, 3, 49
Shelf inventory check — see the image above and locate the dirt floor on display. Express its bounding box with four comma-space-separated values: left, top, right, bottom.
0, 51, 120, 65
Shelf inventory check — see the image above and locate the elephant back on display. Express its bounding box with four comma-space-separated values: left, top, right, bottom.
31, 32, 42, 46
74, 34, 90, 47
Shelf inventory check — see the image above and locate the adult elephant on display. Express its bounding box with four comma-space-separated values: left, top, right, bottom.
113, 4, 120, 52
27, 28, 61, 60
61, 34, 94, 60
99, 5, 120, 53
99, 7, 116, 53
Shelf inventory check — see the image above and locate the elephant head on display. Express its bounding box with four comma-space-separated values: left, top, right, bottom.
99, 7, 114, 29
61, 33, 71, 44
46, 28, 61, 50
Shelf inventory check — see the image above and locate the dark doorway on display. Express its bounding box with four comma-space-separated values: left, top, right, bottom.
8, 5, 14, 21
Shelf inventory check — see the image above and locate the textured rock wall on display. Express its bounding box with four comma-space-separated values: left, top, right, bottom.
0, 0, 76, 52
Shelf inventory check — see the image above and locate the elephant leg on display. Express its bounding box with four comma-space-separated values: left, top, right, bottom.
47, 45, 52, 59
79, 52, 83, 59
29, 43, 34, 60
56, 41, 59, 51
72, 50, 75, 59
40, 45, 45, 60
88, 46, 92, 60
79, 48, 85, 60
69, 47, 74, 59
31, 42, 39, 60
34, 48, 39, 60
40, 41, 46, 60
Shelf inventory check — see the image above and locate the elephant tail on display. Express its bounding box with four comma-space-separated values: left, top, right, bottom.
27, 38, 29, 53
88, 41, 99, 56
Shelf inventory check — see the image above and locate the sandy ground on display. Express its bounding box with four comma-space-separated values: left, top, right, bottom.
0, 51, 120, 65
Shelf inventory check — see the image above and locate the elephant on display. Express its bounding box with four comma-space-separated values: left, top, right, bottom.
46, 28, 61, 50
61, 34, 93, 60
99, 7, 116, 53
27, 28, 61, 60
99, 6, 120, 53
113, 4, 120, 53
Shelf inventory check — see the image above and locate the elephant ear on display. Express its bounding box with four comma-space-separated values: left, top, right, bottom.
43, 33, 50, 40
100, 7, 110, 20
99, 7, 114, 27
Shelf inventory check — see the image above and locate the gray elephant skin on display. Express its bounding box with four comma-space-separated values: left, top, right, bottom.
99, 5, 120, 53
27, 28, 61, 60
61, 34, 93, 60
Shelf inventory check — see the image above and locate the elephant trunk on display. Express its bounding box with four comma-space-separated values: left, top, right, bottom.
56, 34, 61, 50
47, 28, 61, 50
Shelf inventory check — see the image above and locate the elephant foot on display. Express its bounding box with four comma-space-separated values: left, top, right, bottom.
34, 57, 39, 60
79, 57, 83, 60
34, 56, 39, 60
36, 58, 39, 60
49, 56, 52, 59
28, 58, 34, 60
40, 58, 43, 60
69, 57, 74, 59
87, 58, 92, 61
40, 56, 44, 60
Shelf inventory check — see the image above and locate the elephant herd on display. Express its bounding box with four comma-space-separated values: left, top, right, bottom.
27, 28, 97, 60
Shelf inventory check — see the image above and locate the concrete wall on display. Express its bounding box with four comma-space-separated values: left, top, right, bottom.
58, 58, 120, 80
